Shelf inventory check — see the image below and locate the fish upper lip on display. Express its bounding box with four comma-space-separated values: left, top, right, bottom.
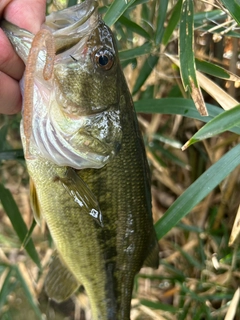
44, 0, 99, 37
45, 1, 100, 61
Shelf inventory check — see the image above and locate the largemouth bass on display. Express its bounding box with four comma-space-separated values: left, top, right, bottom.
2, 1, 159, 319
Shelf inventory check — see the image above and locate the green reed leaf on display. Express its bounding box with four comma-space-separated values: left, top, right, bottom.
132, 55, 159, 95
155, 0, 168, 45
67, 0, 78, 7
220, 0, 240, 25
119, 16, 151, 39
195, 59, 230, 79
22, 219, 37, 249
119, 42, 152, 61
163, 0, 183, 45
193, 9, 227, 24
140, 299, 178, 312
104, 0, 136, 26
134, 98, 240, 135
0, 267, 16, 311
0, 149, 24, 161
130, 0, 149, 6
195, 59, 240, 80
183, 104, 240, 149
179, 0, 197, 91
179, 0, 207, 115
155, 143, 240, 239
0, 184, 41, 269
15, 266, 43, 319
0, 125, 8, 151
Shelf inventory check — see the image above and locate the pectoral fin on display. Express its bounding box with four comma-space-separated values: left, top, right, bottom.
45, 252, 79, 302
29, 178, 42, 225
143, 233, 159, 269
59, 168, 103, 227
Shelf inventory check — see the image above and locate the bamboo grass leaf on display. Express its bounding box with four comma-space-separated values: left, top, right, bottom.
140, 299, 178, 313
182, 104, 240, 150
193, 9, 226, 24
155, 0, 168, 45
155, 143, 240, 240
149, 140, 188, 169
150, 134, 182, 149
119, 42, 152, 61
104, 0, 136, 26
200, 26, 240, 38
118, 16, 151, 40
130, 0, 149, 6
167, 54, 239, 110
0, 125, 8, 151
180, 284, 206, 302
67, 0, 78, 7
161, 261, 186, 280
134, 98, 240, 135
0, 268, 15, 311
163, 0, 183, 45
14, 266, 43, 320
132, 55, 159, 95
220, 0, 240, 25
0, 149, 24, 161
175, 244, 203, 269
179, 0, 207, 115
195, 59, 240, 81
0, 184, 41, 269
179, 0, 196, 90
22, 219, 37, 249
121, 58, 137, 69
179, 300, 191, 320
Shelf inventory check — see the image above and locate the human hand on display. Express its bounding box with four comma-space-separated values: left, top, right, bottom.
0, 0, 46, 114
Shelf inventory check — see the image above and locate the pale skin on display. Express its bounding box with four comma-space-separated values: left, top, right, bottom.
0, 0, 46, 114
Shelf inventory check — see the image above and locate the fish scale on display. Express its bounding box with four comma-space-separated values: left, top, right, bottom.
2, 0, 159, 319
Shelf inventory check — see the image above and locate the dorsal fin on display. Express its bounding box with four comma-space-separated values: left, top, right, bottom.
45, 252, 80, 302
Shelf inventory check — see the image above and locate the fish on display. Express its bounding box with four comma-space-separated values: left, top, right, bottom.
2, 0, 159, 319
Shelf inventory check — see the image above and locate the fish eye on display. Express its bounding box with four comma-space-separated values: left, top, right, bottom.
95, 49, 114, 70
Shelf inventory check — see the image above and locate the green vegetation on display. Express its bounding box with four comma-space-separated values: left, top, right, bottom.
1, 0, 240, 319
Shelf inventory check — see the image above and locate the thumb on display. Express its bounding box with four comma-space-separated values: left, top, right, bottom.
3, 0, 47, 34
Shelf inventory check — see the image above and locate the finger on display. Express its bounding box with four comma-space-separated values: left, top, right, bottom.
3, 0, 46, 34
0, 29, 25, 79
0, 0, 12, 15
0, 71, 22, 114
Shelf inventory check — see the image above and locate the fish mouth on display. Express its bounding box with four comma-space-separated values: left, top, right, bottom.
44, 0, 99, 54
45, 0, 98, 32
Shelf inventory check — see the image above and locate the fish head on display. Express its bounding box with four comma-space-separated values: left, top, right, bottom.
50, 8, 120, 117
2, 0, 123, 169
